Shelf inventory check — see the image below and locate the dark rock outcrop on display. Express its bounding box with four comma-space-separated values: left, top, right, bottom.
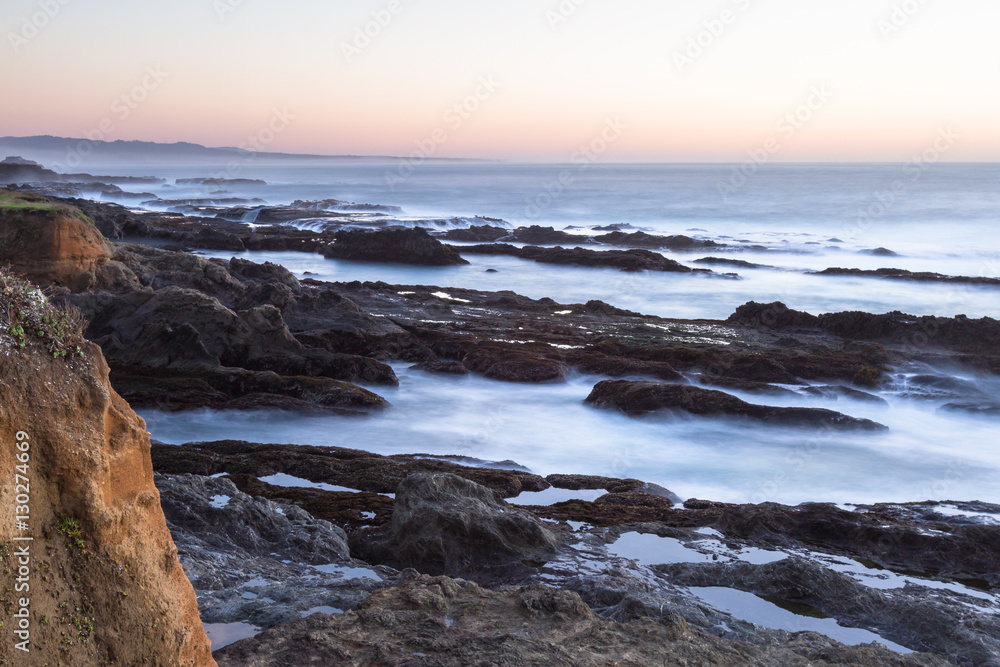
150, 440, 550, 499
813, 267, 1000, 286
586, 380, 887, 430
323, 228, 469, 266
349, 473, 563, 575
459, 244, 698, 273
728, 301, 821, 329
214, 575, 947, 667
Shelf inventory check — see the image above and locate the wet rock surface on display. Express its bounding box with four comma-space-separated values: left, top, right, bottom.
156, 473, 397, 631
323, 228, 469, 266
662, 557, 1000, 666
150, 442, 1000, 665
458, 243, 703, 273
151, 440, 551, 498
585, 380, 889, 430
813, 267, 1000, 286
349, 473, 564, 577
214, 574, 947, 667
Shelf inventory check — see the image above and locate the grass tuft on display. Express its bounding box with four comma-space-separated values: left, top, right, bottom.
1, 266, 86, 359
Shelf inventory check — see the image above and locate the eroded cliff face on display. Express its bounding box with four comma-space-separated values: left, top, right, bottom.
0, 191, 112, 292
0, 318, 215, 664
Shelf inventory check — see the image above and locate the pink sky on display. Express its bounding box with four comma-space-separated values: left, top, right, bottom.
3, 0, 999, 161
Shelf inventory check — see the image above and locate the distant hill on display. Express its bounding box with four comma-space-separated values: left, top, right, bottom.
0, 136, 481, 166
0, 135, 350, 164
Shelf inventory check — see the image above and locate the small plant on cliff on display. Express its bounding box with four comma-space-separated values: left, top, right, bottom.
57, 517, 87, 550
1, 266, 86, 359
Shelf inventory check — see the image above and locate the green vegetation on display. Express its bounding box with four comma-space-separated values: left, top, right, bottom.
57, 517, 87, 550
0, 191, 64, 213
1, 267, 86, 358
0, 190, 95, 227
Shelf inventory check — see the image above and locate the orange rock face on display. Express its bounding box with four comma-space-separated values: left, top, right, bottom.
0, 204, 112, 292
0, 337, 216, 666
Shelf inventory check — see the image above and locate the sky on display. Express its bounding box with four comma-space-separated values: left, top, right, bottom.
2, 0, 999, 161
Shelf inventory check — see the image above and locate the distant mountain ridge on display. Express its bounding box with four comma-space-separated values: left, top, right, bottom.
0, 135, 484, 164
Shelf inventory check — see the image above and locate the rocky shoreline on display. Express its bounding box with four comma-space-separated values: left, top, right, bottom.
2, 184, 999, 665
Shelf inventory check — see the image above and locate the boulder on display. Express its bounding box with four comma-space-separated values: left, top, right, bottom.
349, 473, 563, 575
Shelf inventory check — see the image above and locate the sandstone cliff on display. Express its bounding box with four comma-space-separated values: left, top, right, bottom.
0, 190, 112, 292
0, 270, 215, 665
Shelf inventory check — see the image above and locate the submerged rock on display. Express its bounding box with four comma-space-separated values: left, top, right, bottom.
586, 380, 888, 431
350, 473, 563, 576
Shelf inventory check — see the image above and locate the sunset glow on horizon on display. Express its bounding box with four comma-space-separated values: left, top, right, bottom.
3, 0, 1000, 162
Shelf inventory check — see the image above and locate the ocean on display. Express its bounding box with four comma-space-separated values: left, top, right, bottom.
67, 158, 1000, 506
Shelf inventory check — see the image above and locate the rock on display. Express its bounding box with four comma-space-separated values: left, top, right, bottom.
156, 473, 393, 632
595, 230, 725, 251
462, 343, 569, 382
215, 574, 946, 666
349, 473, 563, 575
410, 359, 470, 375
661, 557, 999, 666
727, 301, 821, 329
150, 441, 549, 498
694, 257, 768, 269
111, 367, 388, 413
509, 225, 581, 244
802, 384, 889, 404
0, 191, 112, 291
585, 380, 888, 430
323, 228, 469, 266
156, 474, 349, 563
714, 502, 1000, 587
816, 311, 1000, 355
439, 224, 509, 242
813, 267, 1000, 286
0, 278, 215, 665
864, 247, 899, 256
460, 244, 697, 273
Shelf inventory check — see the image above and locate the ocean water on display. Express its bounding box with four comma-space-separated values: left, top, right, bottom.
63, 159, 1000, 504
